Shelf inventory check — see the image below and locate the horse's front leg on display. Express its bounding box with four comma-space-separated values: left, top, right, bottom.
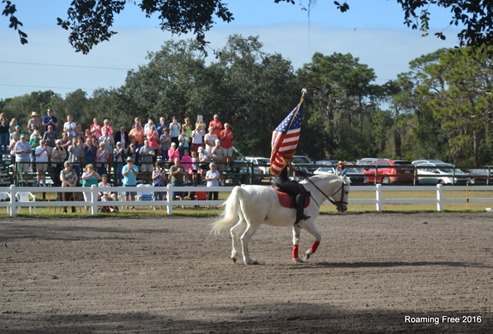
240, 223, 260, 265
300, 221, 321, 262
229, 220, 247, 263
292, 225, 303, 263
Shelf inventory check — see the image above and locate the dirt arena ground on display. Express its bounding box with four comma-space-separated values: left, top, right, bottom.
1, 213, 492, 333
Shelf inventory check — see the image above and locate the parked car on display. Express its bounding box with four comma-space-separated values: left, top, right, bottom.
224, 160, 264, 185
411, 159, 446, 166
361, 159, 415, 184
356, 157, 384, 166
313, 166, 366, 184
315, 160, 339, 166
465, 167, 493, 185
244, 156, 271, 174
416, 162, 471, 185
291, 155, 316, 173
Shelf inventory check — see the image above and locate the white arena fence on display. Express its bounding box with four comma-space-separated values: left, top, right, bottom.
0, 184, 492, 217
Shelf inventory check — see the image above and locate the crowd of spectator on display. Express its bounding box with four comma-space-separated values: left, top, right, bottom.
0, 109, 235, 210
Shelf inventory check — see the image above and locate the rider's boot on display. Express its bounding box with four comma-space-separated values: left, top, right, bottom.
295, 193, 310, 224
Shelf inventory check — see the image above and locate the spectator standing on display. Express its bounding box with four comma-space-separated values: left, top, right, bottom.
209, 114, 223, 137
122, 157, 139, 207
191, 123, 204, 154
102, 119, 114, 136
83, 137, 97, 164
129, 121, 144, 147
169, 157, 186, 201
42, 124, 57, 155
98, 126, 115, 163
81, 164, 101, 211
159, 128, 171, 161
198, 146, 212, 171
60, 132, 71, 151
181, 149, 192, 184
42, 108, 58, 133
0, 113, 9, 151
220, 123, 234, 165
204, 126, 218, 152
211, 139, 226, 172
114, 126, 129, 150
60, 161, 78, 213
168, 142, 180, 166
152, 161, 167, 209
156, 117, 167, 137
50, 140, 67, 188
96, 142, 110, 176
89, 117, 102, 139
205, 162, 221, 202
178, 128, 190, 157
9, 118, 20, 140
169, 116, 181, 146
34, 139, 49, 186
335, 161, 347, 176
68, 137, 85, 179
147, 125, 159, 151
63, 115, 77, 140
27, 111, 42, 136
29, 130, 41, 171
113, 142, 126, 185
99, 174, 118, 212
13, 134, 31, 185
138, 139, 155, 183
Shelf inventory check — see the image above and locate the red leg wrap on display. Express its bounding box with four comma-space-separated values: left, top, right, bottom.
292, 244, 299, 259
309, 240, 320, 253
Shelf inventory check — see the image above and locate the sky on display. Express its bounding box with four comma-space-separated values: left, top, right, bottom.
0, 0, 461, 100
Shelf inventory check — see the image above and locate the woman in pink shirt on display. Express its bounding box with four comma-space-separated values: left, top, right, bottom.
167, 142, 180, 164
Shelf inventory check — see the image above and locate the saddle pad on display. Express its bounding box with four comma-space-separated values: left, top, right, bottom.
274, 189, 310, 209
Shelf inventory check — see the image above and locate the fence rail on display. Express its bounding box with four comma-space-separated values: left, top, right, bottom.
1, 184, 492, 217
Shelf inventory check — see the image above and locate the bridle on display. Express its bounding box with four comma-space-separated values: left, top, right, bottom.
304, 176, 348, 207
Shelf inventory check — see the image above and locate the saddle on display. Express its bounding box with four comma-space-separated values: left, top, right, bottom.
274, 188, 310, 209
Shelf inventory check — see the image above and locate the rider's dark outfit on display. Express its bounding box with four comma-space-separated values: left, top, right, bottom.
274, 166, 310, 224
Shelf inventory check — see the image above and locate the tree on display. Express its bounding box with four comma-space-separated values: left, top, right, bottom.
3, 0, 493, 54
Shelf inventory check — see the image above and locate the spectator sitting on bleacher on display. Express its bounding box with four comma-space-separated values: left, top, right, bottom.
198, 146, 212, 171
99, 174, 118, 212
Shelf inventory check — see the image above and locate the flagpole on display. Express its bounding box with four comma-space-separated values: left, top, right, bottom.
286, 88, 307, 129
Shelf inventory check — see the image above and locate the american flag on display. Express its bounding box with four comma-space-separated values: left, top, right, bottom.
270, 100, 304, 176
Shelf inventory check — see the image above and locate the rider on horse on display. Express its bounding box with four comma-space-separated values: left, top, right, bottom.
274, 165, 310, 224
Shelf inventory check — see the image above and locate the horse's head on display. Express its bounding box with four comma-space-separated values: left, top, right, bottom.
306, 174, 350, 212
334, 176, 350, 212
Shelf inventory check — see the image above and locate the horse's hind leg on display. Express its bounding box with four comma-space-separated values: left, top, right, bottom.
292, 225, 303, 263
240, 223, 260, 265
300, 221, 322, 262
229, 219, 247, 263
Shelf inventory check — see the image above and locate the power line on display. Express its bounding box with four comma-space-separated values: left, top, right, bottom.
0, 60, 128, 71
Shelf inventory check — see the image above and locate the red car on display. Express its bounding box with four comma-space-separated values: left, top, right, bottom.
361, 159, 415, 184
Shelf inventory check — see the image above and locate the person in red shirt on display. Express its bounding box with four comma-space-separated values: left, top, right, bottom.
219, 123, 234, 164
208, 114, 223, 137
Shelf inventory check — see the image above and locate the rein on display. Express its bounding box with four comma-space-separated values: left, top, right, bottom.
304, 176, 347, 207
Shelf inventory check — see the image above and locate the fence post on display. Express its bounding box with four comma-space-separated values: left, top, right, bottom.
166, 184, 173, 215
9, 184, 15, 217
375, 184, 382, 212
436, 184, 443, 211
90, 185, 97, 215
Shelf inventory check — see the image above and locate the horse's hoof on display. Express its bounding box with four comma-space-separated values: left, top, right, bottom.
231, 256, 237, 263
245, 259, 260, 265
303, 251, 313, 262
292, 258, 303, 264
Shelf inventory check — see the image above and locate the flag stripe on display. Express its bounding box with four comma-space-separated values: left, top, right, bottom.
270, 101, 304, 176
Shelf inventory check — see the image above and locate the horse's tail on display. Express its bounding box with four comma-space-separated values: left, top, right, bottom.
211, 186, 242, 234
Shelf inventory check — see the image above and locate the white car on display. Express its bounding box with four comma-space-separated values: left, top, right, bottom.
244, 156, 270, 174
416, 163, 471, 185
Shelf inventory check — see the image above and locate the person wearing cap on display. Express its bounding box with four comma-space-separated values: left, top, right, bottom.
13, 134, 32, 185
27, 111, 42, 136
335, 161, 347, 177
122, 156, 139, 206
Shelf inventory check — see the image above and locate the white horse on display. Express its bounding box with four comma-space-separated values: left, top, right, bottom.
212, 174, 350, 264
